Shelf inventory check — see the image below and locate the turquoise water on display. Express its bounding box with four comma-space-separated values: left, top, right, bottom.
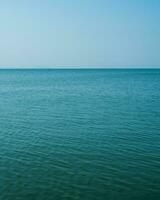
0, 69, 160, 200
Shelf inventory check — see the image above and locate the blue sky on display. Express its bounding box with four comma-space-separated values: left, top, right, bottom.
0, 0, 159, 68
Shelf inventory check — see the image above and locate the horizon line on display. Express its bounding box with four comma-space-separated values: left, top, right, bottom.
0, 66, 159, 70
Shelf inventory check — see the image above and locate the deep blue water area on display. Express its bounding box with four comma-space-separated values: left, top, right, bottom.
0, 69, 160, 200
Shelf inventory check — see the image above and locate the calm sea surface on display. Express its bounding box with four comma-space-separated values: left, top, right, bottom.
0, 69, 160, 200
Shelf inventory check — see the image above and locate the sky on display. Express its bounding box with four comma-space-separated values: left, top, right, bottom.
0, 0, 160, 68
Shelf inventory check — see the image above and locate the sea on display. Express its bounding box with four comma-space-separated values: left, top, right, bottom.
0, 69, 160, 200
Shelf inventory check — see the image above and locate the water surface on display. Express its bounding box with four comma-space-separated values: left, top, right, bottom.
0, 69, 160, 200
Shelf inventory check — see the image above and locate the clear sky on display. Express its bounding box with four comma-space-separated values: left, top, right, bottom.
0, 0, 160, 68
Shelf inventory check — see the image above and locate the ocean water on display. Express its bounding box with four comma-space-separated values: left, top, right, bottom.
0, 69, 160, 200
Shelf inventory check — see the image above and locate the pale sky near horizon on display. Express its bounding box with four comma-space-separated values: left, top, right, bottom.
0, 0, 160, 68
